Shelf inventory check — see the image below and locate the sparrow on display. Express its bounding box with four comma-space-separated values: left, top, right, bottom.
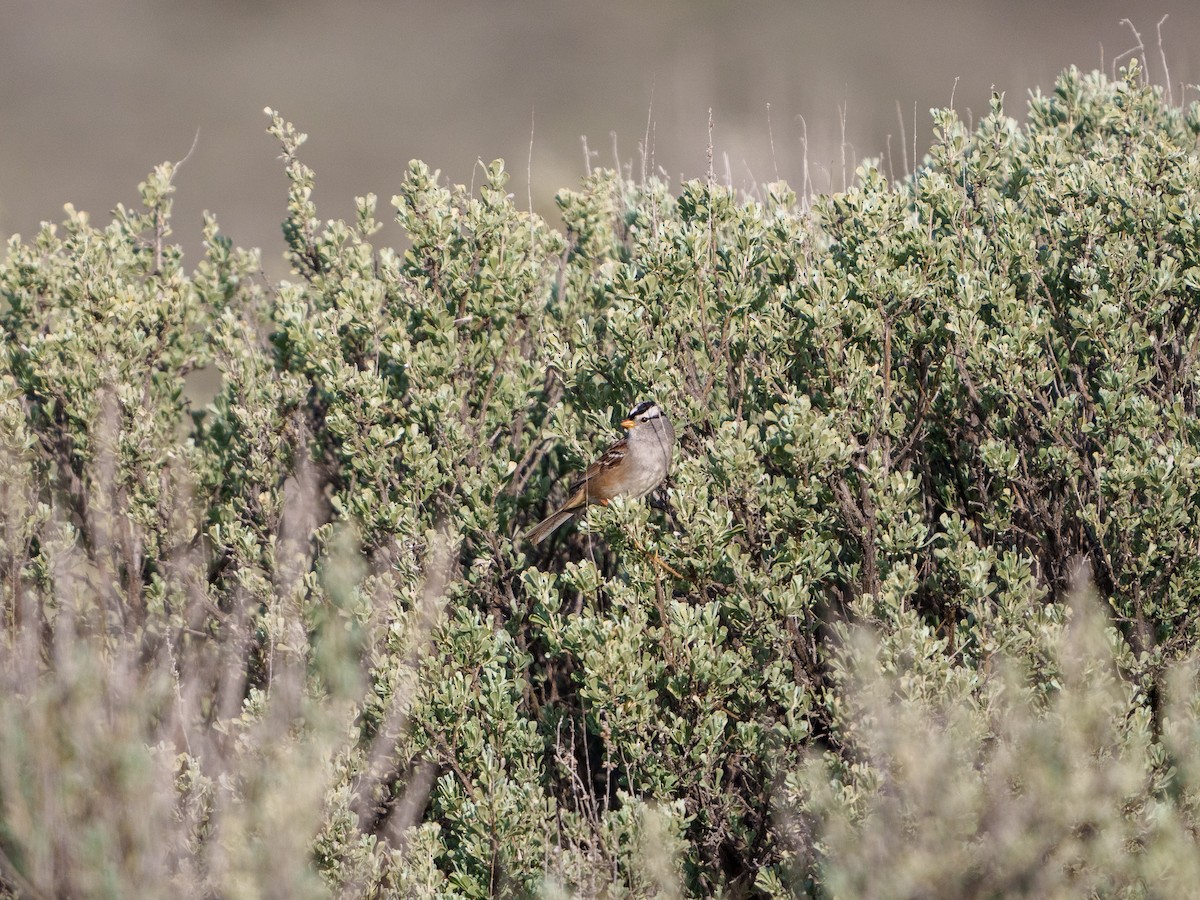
524, 401, 675, 544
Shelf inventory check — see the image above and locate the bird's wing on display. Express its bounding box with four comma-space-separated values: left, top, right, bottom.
568, 436, 627, 495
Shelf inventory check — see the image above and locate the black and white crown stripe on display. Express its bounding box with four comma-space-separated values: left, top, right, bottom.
628, 400, 662, 422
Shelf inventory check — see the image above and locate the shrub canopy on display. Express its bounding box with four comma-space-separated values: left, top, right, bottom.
4, 62, 1200, 898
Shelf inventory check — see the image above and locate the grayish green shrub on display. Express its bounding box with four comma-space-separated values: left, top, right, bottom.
3, 62, 1200, 898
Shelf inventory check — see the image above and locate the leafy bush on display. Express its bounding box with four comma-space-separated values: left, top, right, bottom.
3, 61, 1200, 897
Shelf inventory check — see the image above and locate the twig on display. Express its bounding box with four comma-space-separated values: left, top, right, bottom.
707, 108, 715, 190
766, 102, 779, 182
1156, 15, 1173, 106
797, 113, 812, 207
527, 106, 536, 214
1114, 19, 1146, 79
641, 81, 655, 185
174, 129, 201, 171
648, 552, 682, 580
839, 101, 848, 191
912, 101, 918, 179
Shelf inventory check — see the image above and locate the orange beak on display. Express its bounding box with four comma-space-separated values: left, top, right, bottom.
621, 418, 636, 429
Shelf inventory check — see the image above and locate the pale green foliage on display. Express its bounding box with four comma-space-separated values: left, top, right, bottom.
3, 64, 1200, 898
793, 590, 1200, 899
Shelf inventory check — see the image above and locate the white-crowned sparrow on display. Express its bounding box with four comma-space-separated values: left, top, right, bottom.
524, 400, 675, 544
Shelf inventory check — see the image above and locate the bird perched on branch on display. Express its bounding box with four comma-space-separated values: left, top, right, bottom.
524, 401, 675, 544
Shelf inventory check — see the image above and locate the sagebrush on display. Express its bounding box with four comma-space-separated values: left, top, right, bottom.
3, 61, 1200, 898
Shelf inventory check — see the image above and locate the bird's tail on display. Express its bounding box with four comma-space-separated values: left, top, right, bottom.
524, 507, 577, 544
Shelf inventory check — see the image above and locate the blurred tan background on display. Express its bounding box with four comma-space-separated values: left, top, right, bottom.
2, 1, 1198, 271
